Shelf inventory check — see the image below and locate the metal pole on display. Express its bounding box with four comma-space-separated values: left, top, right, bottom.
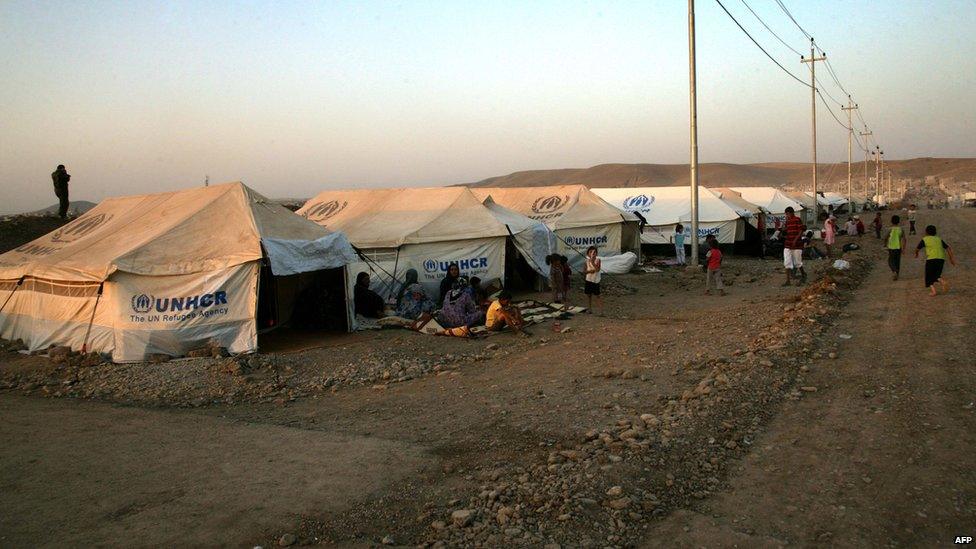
874, 146, 880, 203
860, 127, 872, 201
842, 97, 856, 211
880, 151, 885, 201
688, 0, 700, 267
801, 39, 826, 221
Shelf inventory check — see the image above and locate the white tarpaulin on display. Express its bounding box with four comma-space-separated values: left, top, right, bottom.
729, 187, 805, 228
554, 223, 622, 270
592, 186, 742, 245
471, 185, 640, 268
110, 263, 258, 360
482, 198, 556, 277
0, 182, 357, 361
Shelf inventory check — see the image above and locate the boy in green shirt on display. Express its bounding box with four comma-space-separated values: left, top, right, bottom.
914, 224, 957, 296
883, 215, 906, 281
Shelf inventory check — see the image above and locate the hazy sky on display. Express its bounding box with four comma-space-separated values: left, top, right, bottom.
2, 0, 974, 213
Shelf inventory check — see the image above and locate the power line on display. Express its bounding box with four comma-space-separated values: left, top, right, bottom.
738, 0, 803, 56
713, 0, 811, 88
774, 0, 812, 39
816, 88, 850, 130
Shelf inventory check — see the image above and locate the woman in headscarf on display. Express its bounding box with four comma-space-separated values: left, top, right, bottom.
437, 276, 483, 328
395, 269, 420, 310
438, 263, 460, 306
395, 279, 435, 320
354, 272, 385, 318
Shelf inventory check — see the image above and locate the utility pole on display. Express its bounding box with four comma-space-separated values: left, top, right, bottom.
205, 175, 209, 187
860, 127, 872, 200
874, 146, 881, 203
688, 0, 700, 267
842, 97, 857, 211
801, 39, 827, 220
880, 150, 885, 202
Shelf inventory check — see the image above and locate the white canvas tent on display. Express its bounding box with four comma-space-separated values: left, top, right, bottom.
0, 182, 358, 362
591, 186, 742, 245
470, 185, 640, 268
298, 187, 521, 300
729, 187, 805, 228
481, 197, 557, 277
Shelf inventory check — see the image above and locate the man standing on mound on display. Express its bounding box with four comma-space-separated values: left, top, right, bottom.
51, 164, 71, 219
782, 206, 807, 286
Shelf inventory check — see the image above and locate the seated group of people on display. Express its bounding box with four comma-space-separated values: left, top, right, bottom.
353, 263, 525, 333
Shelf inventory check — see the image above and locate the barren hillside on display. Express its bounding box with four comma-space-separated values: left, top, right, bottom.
468, 157, 976, 188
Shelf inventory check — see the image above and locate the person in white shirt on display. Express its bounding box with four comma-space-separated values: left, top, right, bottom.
583, 246, 603, 316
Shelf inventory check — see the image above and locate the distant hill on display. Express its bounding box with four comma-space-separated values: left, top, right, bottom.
467, 158, 976, 189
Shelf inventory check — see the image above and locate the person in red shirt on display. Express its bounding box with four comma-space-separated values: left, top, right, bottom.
704, 239, 725, 296
782, 206, 807, 286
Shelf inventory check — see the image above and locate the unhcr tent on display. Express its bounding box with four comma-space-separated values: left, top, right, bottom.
0, 182, 358, 362
298, 187, 519, 299
729, 187, 805, 228
470, 185, 640, 269
481, 197, 557, 278
592, 186, 742, 245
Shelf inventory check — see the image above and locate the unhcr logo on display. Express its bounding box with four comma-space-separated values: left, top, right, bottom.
422, 257, 489, 274
131, 293, 154, 313
531, 195, 569, 215
51, 213, 113, 243
423, 259, 438, 273
304, 200, 348, 222
623, 194, 654, 211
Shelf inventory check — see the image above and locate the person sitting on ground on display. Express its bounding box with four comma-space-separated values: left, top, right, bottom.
354, 272, 386, 318
438, 263, 460, 306
802, 230, 824, 260
469, 276, 489, 308
395, 279, 435, 320
855, 216, 865, 237
438, 276, 484, 328
546, 254, 566, 303
395, 268, 420, 310
844, 217, 858, 236
485, 290, 527, 334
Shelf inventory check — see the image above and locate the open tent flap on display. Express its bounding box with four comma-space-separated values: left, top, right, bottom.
482, 197, 556, 277
261, 233, 358, 276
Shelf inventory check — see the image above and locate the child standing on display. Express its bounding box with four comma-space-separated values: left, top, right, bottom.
673, 224, 686, 266
914, 224, 957, 296
907, 205, 918, 235
871, 212, 883, 239
560, 255, 572, 304
704, 240, 725, 296
583, 246, 603, 315
546, 254, 566, 303
883, 215, 906, 280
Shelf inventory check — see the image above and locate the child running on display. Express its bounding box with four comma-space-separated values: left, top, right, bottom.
704, 239, 725, 296
914, 224, 957, 296
883, 214, 906, 281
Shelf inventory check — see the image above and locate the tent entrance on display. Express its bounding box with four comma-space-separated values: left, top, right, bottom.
504, 239, 542, 291
257, 264, 349, 336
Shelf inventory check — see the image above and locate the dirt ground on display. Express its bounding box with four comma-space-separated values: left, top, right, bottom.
0, 209, 973, 548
